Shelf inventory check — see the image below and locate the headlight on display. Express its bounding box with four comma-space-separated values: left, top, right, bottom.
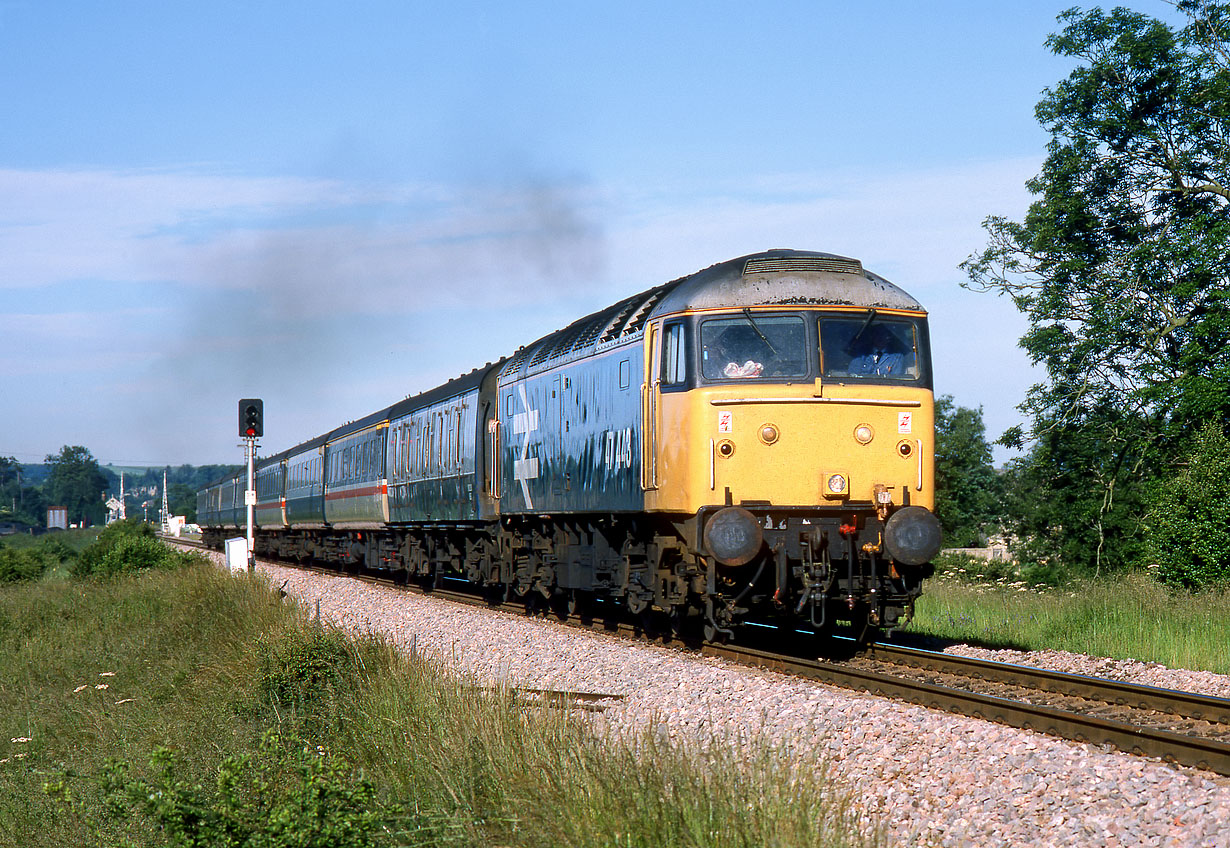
824, 473, 848, 498
704, 507, 764, 566
884, 506, 943, 565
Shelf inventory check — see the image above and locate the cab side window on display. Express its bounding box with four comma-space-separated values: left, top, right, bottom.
661, 321, 688, 390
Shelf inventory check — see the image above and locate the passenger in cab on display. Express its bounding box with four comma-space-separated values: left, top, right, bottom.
849, 324, 909, 377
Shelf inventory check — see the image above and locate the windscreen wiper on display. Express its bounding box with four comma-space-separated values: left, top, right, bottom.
848, 308, 877, 350
742, 308, 779, 356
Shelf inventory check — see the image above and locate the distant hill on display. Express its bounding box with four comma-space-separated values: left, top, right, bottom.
17, 463, 241, 492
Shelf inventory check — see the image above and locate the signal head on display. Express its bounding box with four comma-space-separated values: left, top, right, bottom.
239, 398, 263, 438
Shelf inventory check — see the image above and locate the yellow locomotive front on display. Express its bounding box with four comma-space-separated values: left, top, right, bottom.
641, 252, 941, 639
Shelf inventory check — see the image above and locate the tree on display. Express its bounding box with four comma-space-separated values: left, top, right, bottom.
962, 4, 1230, 574
0, 456, 22, 518
933, 396, 1002, 547
168, 483, 198, 522
1143, 422, 1230, 587
44, 446, 109, 527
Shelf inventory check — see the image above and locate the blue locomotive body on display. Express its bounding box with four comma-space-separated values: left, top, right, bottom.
497, 343, 643, 515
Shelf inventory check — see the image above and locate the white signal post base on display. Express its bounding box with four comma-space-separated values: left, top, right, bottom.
244, 435, 258, 572
224, 537, 249, 574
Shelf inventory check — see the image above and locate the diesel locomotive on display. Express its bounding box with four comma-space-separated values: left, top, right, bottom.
198, 249, 942, 640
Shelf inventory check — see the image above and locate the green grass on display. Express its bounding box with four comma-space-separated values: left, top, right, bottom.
0, 563, 878, 848
906, 570, 1230, 674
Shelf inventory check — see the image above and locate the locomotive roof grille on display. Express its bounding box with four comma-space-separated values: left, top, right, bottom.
742, 257, 864, 276
598, 297, 641, 343
622, 287, 668, 335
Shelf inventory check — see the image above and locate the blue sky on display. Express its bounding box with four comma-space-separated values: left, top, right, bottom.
1, 1, 1186, 467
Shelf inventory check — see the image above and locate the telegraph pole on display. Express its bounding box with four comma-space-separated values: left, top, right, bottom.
239, 399, 264, 573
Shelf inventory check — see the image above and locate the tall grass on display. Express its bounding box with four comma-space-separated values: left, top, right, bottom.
0, 563, 877, 848
907, 571, 1230, 674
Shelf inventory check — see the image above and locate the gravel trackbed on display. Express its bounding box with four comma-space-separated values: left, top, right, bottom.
208, 553, 1230, 847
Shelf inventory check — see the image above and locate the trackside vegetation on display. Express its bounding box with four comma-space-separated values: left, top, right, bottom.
906, 553, 1230, 674
0, 546, 878, 848
956, 2, 1230, 586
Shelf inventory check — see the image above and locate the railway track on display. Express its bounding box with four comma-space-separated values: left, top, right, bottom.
169, 536, 1230, 776
705, 641, 1230, 777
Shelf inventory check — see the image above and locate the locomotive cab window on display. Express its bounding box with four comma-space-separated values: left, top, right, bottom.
660, 321, 688, 389
819, 314, 924, 382
700, 313, 807, 381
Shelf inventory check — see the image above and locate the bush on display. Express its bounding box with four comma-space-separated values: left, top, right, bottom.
73, 519, 153, 577
253, 627, 363, 714
0, 545, 46, 583
931, 550, 1066, 590
35, 536, 76, 566
72, 519, 196, 577
1143, 423, 1230, 589
97, 733, 386, 848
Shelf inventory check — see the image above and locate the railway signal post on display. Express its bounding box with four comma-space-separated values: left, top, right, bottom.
239, 399, 263, 572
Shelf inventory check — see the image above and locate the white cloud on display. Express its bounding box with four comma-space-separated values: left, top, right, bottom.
2, 157, 1045, 464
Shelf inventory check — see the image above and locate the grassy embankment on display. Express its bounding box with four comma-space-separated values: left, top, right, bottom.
0, 551, 878, 848
905, 553, 1230, 675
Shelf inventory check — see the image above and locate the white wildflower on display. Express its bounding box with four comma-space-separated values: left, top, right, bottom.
73, 685, 88, 693
95, 684, 109, 690
10, 738, 29, 744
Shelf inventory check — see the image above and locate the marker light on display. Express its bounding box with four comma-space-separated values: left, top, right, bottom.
854, 424, 874, 444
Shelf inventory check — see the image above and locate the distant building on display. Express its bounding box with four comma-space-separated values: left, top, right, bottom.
47, 506, 68, 531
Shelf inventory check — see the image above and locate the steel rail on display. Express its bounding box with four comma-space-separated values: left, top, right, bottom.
703, 642, 1230, 776
868, 642, 1230, 723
